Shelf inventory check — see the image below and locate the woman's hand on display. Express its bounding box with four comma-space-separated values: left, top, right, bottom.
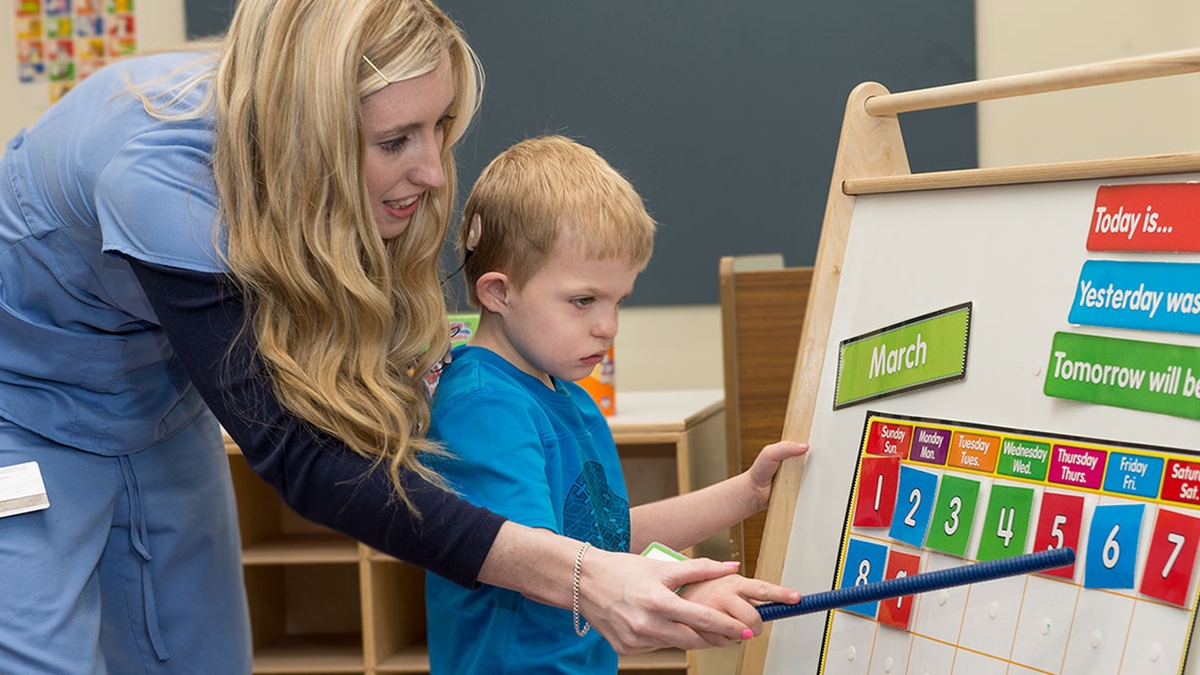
577, 549, 799, 652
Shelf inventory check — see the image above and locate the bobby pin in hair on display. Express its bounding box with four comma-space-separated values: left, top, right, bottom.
362, 54, 391, 85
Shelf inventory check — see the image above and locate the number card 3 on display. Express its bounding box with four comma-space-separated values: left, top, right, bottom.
924, 474, 982, 558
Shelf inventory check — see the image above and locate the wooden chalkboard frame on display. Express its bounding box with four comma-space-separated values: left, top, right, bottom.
739, 47, 1200, 675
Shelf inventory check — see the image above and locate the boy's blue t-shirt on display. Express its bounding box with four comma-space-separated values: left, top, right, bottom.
426, 345, 630, 675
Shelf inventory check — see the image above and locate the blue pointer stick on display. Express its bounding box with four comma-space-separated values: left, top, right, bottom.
756, 546, 1075, 622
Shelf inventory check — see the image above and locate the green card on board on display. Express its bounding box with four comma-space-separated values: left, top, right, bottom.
835, 303, 972, 409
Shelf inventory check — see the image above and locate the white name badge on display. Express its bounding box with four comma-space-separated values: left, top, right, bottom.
0, 461, 49, 518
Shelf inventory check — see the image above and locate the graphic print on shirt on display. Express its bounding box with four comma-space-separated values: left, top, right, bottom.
563, 461, 630, 552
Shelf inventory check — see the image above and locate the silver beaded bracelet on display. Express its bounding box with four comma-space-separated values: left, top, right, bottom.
573, 541, 592, 637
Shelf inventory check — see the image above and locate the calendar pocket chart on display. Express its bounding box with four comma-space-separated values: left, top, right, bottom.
826, 412, 1200, 675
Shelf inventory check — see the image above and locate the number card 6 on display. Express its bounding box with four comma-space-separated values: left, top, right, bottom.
1084, 503, 1145, 589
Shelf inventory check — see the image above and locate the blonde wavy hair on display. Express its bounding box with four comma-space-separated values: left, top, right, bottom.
148, 0, 482, 511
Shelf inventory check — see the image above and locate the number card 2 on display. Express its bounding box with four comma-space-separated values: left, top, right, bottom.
1140, 508, 1200, 607
1032, 492, 1085, 579
889, 465, 940, 548
1084, 503, 1145, 589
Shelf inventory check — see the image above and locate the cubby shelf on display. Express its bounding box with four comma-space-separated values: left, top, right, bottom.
225, 389, 727, 675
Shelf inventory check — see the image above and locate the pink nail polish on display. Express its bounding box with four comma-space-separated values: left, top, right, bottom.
742, 629, 755, 640
722, 561, 741, 567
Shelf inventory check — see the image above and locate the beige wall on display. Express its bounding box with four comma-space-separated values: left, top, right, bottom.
976, 0, 1200, 167
620, 1, 1200, 393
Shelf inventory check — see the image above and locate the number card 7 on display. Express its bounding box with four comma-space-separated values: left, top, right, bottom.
1139, 508, 1200, 607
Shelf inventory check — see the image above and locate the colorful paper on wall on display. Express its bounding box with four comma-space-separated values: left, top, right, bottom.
13, 0, 137, 104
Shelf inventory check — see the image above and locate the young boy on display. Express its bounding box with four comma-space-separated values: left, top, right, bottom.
425, 135, 807, 674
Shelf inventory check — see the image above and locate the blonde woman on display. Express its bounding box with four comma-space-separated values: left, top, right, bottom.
0, 1, 796, 672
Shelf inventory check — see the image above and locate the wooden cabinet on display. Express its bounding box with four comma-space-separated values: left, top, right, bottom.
225, 388, 727, 675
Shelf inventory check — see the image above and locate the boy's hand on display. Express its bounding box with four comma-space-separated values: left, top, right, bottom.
578, 551, 752, 652
746, 441, 809, 511
678, 570, 802, 641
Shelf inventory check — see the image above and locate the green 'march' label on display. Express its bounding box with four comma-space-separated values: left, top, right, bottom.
835, 303, 972, 409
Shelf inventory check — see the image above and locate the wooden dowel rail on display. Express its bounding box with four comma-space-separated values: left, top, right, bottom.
844, 151, 1200, 195
865, 47, 1200, 117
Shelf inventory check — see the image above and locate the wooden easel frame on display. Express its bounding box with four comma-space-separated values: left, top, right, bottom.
738, 47, 1200, 675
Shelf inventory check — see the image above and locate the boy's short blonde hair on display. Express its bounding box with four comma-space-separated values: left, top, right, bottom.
458, 135, 656, 305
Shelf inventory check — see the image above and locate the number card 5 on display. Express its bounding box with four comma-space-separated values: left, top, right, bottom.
1032, 492, 1085, 579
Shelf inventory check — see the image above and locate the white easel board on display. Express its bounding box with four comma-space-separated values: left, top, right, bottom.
740, 48, 1200, 675
760, 174, 1200, 675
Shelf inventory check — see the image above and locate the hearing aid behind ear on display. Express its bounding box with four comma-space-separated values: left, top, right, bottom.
441, 214, 480, 285
466, 214, 481, 251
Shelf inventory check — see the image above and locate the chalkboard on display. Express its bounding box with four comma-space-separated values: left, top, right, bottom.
742, 50, 1200, 675
185, 1, 976, 306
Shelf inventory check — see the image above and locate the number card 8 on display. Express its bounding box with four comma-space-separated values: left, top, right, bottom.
840, 538, 890, 617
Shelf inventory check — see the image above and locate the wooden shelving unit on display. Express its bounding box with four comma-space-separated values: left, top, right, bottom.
224, 389, 728, 675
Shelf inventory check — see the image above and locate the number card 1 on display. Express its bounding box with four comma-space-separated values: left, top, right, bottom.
853, 455, 901, 528
1140, 508, 1200, 607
